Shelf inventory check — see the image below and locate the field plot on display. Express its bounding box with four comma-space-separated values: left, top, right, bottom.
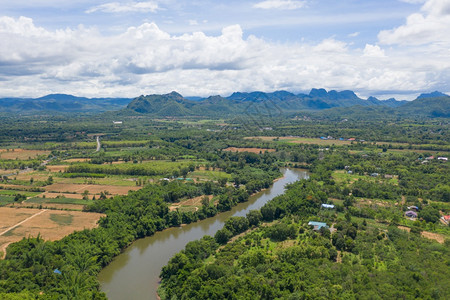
0, 149, 50, 160
190, 170, 232, 182
0, 207, 104, 257
45, 183, 141, 195
222, 147, 276, 153
169, 195, 213, 212
63, 158, 91, 163
46, 165, 68, 172
245, 136, 353, 145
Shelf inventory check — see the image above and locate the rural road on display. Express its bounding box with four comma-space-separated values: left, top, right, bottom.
0, 209, 48, 237
96, 136, 101, 152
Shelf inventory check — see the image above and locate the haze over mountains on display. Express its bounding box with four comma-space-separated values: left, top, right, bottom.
0, 89, 448, 118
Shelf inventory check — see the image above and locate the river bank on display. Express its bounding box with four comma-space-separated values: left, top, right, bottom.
99, 168, 309, 299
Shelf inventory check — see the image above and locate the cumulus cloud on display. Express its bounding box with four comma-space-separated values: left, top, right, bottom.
363, 44, 385, 57
398, 0, 426, 4
379, 0, 450, 45
0, 15, 449, 98
253, 0, 307, 10
86, 1, 159, 14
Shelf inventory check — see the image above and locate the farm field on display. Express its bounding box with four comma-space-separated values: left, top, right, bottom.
0, 149, 50, 160
44, 182, 141, 195
245, 136, 354, 145
0, 207, 104, 257
222, 147, 276, 153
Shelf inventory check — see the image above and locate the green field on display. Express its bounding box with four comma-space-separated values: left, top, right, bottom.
0, 195, 15, 206
190, 170, 232, 181
332, 170, 399, 185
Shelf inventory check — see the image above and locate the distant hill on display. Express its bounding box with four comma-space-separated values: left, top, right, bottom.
0, 94, 131, 113
417, 91, 449, 99
2, 89, 448, 118
318, 95, 450, 119
126, 89, 409, 117
400, 96, 450, 118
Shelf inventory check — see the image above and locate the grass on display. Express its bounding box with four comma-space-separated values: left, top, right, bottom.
332, 170, 399, 185
190, 170, 232, 181
0, 195, 15, 206
0, 190, 42, 197
49, 214, 73, 226
55, 176, 140, 187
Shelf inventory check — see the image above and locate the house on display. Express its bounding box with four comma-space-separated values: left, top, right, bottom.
437, 157, 448, 161
320, 137, 327, 140
308, 221, 329, 230
426, 156, 434, 160
348, 170, 353, 174
321, 204, 335, 209
405, 211, 418, 218
407, 206, 419, 211
348, 138, 356, 141
441, 215, 450, 224
113, 121, 123, 125
371, 173, 379, 177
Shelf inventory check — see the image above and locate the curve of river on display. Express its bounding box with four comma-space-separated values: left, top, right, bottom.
98, 168, 309, 299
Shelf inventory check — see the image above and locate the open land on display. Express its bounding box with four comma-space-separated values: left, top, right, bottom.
0, 207, 104, 257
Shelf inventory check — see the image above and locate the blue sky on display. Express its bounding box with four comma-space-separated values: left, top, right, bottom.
0, 0, 449, 99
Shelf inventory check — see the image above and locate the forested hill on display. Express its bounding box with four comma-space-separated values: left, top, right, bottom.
2, 89, 449, 118
0, 94, 131, 112
125, 89, 409, 117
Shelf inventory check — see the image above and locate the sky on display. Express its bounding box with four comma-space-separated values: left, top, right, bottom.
0, 0, 449, 100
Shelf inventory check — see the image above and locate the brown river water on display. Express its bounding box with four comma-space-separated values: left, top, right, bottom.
98, 168, 309, 299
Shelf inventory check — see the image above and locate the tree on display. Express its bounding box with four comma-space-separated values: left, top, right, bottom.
419, 206, 440, 223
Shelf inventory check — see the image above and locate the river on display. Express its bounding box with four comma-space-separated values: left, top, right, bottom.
98, 168, 309, 299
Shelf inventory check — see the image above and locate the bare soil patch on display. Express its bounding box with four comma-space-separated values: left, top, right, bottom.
0, 149, 50, 160
0, 207, 104, 258
39, 192, 86, 199
46, 165, 68, 172
421, 231, 445, 244
63, 158, 91, 163
45, 183, 141, 195
397, 226, 446, 244
222, 147, 276, 153
169, 195, 213, 211
7, 202, 85, 211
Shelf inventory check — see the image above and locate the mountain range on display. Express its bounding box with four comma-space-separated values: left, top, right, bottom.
0, 94, 131, 113
0, 89, 448, 118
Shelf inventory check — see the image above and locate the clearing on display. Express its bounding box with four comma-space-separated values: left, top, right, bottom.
222, 147, 276, 153
0, 149, 51, 160
245, 136, 353, 146
0, 207, 104, 258
45, 183, 141, 195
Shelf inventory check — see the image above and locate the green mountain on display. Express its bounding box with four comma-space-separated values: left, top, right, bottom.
125, 89, 410, 117
0, 94, 131, 113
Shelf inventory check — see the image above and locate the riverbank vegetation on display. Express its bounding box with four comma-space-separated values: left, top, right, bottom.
0, 111, 448, 298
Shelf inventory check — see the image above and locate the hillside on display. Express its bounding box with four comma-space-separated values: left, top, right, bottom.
125, 89, 410, 117
0, 94, 131, 113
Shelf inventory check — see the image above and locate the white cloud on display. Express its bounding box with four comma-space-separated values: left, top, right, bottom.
0, 16, 449, 99
348, 32, 360, 38
86, 1, 159, 14
254, 0, 306, 10
188, 20, 198, 26
398, 0, 426, 4
379, 0, 450, 45
363, 44, 385, 57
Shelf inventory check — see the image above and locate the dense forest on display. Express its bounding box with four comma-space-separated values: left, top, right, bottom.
159, 151, 450, 299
